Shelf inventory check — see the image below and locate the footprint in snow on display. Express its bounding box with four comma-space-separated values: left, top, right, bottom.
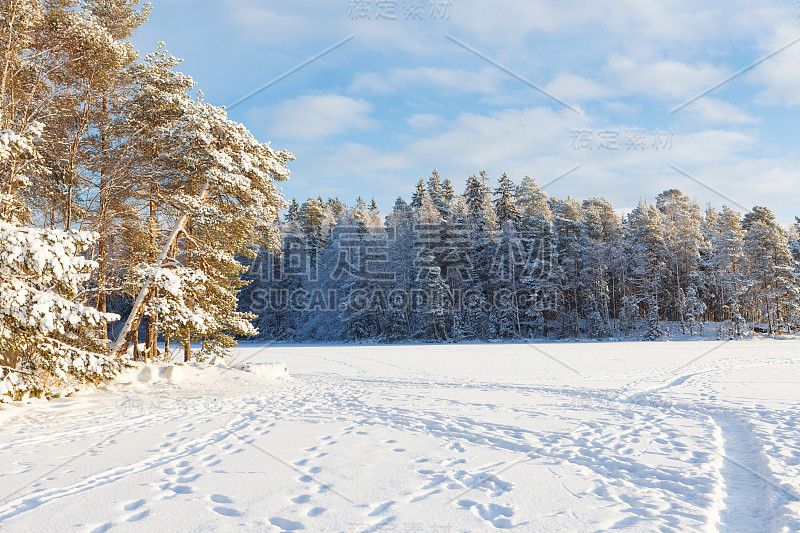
368, 500, 395, 516
457, 500, 515, 529
212, 506, 242, 517
125, 510, 150, 522
202, 454, 222, 468
268, 517, 305, 530
164, 483, 192, 495
210, 494, 232, 504
123, 499, 146, 511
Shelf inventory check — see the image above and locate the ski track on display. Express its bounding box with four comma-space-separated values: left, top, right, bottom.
1, 347, 799, 531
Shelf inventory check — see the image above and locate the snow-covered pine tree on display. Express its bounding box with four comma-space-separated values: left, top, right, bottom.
488, 221, 524, 338
111, 94, 293, 361
550, 197, 583, 337
707, 206, 747, 333
580, 198, 619, 338
0, 123, 44, 223
299, 197, 326, 270
81, 1, 152, 339
411, 189, 447, 340
516, 177, 556, 337
494, 173, 518, 229
789, 217, 800, 264
742, 206, 800, 333
464, 174, 487, 222
286, 198, 300, 222
459, 173, 496, 339
0, 125, 121, 400
383, 197, 415, 340
112, 43, 196, 358
0, 222, 124, 400
656, 189, 703, 324
625, 200, 666, 339
338, 208, 391, 341
684, 284, 706, 335
442, 177, 456, 207
427, 169, 448, 215
415, 248, 453, 341
410, 178, 427, 210
618, 295, 641, 336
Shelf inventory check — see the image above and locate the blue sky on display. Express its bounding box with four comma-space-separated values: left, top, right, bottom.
131, 0, 800, 224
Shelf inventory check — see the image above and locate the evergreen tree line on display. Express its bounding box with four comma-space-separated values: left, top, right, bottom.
241, 170, 800, 342
1, 0, 290, 400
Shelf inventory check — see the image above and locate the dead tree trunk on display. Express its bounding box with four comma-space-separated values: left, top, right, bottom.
110, 181, 210, 359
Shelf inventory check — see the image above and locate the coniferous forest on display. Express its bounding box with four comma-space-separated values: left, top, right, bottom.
241, 170, 800, 343
1, 1, 799, 400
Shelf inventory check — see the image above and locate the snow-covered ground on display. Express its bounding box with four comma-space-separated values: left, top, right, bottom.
2, 338, 800, 532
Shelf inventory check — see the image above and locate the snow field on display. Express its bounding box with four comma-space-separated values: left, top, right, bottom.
0, 338, 799, 532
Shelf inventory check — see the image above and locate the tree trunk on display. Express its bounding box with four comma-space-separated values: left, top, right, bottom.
131, 327, 140, 361
0, 4, 18, 127
65, 180, 73, 230
96, 96, 109, 339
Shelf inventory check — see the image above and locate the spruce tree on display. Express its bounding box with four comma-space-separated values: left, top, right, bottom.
415, 248, 452, 341
410, 178, 427, 210
494, 173, 518, 228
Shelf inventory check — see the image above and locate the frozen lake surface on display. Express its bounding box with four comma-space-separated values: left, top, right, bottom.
2, 338, 800, 532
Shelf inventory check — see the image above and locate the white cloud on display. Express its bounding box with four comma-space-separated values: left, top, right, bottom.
282, 102, 799, 220
750, 21, 800, 106
206, 0, 799, 222
407, 113, 445, 129
604, 54, 727, 101
223, 0, 319, 44
544, 73, 613, 102
349, 66, 501, 96
247, 95, 376, 142
677, 98, 758, 125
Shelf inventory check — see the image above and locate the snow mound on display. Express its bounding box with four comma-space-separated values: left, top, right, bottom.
114, 363, 190, 385
109, 361, 289, 389
239, 362, 290, 378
